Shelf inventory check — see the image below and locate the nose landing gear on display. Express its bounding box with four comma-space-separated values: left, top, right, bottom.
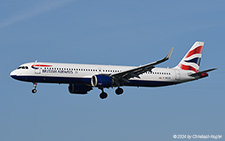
32, 83, 38, 93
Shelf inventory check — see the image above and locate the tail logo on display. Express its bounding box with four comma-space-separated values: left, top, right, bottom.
176, 42, 204, 72
185, 46, 203, 58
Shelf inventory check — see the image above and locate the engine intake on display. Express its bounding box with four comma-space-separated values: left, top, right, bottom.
91, 74, 114, 87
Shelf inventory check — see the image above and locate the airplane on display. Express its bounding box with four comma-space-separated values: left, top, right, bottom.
10, 41, 216, 99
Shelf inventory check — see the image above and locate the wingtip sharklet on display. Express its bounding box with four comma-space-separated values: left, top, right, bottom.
165, 47, 174, 60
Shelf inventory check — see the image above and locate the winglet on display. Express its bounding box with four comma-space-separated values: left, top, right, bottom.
165, 47, 174, 60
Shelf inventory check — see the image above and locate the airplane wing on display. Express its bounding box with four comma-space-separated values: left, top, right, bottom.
111, 47, 174, 85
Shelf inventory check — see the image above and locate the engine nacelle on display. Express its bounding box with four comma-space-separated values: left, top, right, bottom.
91, 74, 114, 87
68, 84, 92, 94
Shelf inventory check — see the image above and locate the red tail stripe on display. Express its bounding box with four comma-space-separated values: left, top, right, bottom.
180, 64, 198, 72
185, 46, 203, 58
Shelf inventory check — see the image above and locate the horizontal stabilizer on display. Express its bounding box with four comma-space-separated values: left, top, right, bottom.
189, 68, 217, 77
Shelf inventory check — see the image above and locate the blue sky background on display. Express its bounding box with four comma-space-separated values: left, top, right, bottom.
0, 0, 224, 140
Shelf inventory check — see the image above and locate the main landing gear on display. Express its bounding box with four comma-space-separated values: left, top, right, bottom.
115, 87, 123, 95
32, 83, 38, 93
99, 88, 108, 99
99, 87, 124, 99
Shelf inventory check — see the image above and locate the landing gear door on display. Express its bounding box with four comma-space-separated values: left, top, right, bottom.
175, 69, 181, 80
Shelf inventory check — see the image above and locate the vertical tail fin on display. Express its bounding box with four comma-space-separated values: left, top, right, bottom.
175, 42, 204, 72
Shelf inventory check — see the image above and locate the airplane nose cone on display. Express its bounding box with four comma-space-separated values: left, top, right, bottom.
10, 70, 17, 79
10, 70, 25, 81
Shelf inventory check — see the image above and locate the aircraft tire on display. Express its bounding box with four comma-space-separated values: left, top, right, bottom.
32, 89, 37, 93
115, 88, 123, 95
99, 92, 107, 99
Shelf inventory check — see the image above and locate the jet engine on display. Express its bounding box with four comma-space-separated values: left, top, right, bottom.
91, 74, 114, 87
68, 84, 92, 94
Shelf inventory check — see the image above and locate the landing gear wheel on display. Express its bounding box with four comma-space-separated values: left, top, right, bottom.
32, 89, 37, 93
115, 87, 124, 95
99, 92, 108, 99
32, 83, 38, 94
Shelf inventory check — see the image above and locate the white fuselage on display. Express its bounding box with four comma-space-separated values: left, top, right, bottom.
9, 42, 214, 99
10, 62, 195, 87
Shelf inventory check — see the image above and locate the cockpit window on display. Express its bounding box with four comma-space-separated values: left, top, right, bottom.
17, 66, 28, 69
